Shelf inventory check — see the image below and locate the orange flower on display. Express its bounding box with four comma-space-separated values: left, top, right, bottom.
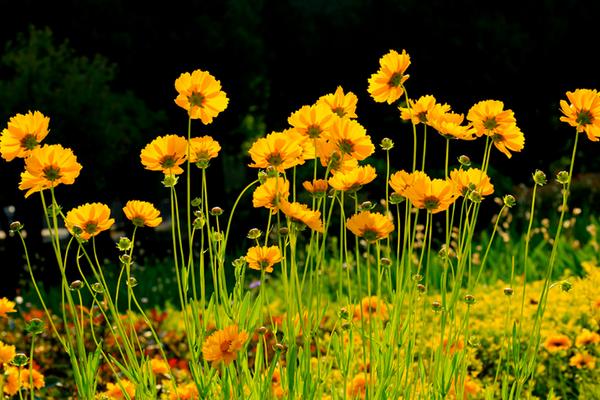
368, 49, 411, 104
302, 179, 329, 197
317, 86, 358, 118
65, 203, 115, 240
2, 367, 45, 396
280, 201, 323, 232
0, 111, 50, 161
399, 95, 450, 125
244, 245, 282, 273
0, 340, 16, 364
174, 69, 229, 124
543, 334, 572, 352
19, 368, 45, 391
0, 297, 16, 317
140, 134, 188, 175
404, 173, 456, 213
560, 89, 600, 141
353, 296, 389, 322
248, 131, 304, 172
103, 379, 136, 399
575, 329, 600, 347
325, 117, 374, 160
346, 211, 394, 242
427, 108, 477, 141
316, 139, 359, 173
569, 352, 596, 369
166, 382, 199, 400
123, 200, 162, 228
288, 103, 336, 139
202, 325, 249, 367
490, 124, 525, 158
188, 136, 221, 167
467, 100, 517, 138
328, 165, 377, 192
347, 372, 373, 399
150, 357, 169, 375
389, 170, 427, 197
252, 177, 290, 213
18, 144, 82, 198
450, 168, 494, 199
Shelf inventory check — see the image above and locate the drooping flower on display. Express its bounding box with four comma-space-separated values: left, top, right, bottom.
389, 170, 428, 198
103, 379, 136, 400
403, 173, 456, 213
317, 86, 358, 118
0, 340, 16, 364
569, 352, 596, 369
543, 334, 572, 352
368, 49, 411, 104
427, 108, 477, 141
202, 325, 249, 368
0, 111, 50, 161
280, 201, 323, 232
123, 200, 162, 228
252, 177, 290, 213
288, 103, 336, 139
399, 95, 450, 125
559, 88, 600, 141
140, 134, 188, 175
245, 245, 283, 273
325, 118, 374, 160
18, 144, 82, 198
189, 136, 221, 167
248, 131, 304, 172
0, 298, 16, 317
65, 203, 115, 241
346, 211, 394, 242
328, 165, 377, 192
174, 69, 229, 124
450, 168, 494, 199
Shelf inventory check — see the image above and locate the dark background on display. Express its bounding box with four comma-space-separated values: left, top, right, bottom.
1, 0, 599, 296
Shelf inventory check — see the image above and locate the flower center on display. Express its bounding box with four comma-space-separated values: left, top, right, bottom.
188, 92, 205, 108
576, 109, 593, 126
259, 259, 272, 269
388, 72, 403, 87
266, 152, 283, 167
219, 339, 232, 353
363, 229, 379, 242
417, 111, 428, 123
423, 196, 440, 211
84, 222, 98, 234
483, 117, 498, 131
132, 216, 146, 227
43, 166, 61, 181
332, 107, 346, 117
160, 155, 177, 169
338, 139, 354, 154
306, 125, 322, 138
20, 134, 39, 150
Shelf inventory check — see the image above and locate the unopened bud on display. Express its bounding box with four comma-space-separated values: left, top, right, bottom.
556, 170, 569, 185
560, 280, 572, 292
258, 170, 268, 184
274, 343, 285, 352
265, 166, 278, 178
119, 254, 132, 264
380, 138, 394, 151
11, 353, 29, 367
278, 227, 289, 236
91, 282, 104, 294
258, 326, 268, 335
116, 237, 132, 251
247, 228, 262, 240
232, 257, 247, 269
412, 274, 423, 282
503, 195, 516, 208
380, 257, 392, 267
503, 287, 514, 296
360, 201, 374, 211
127, 277, 138, 288
463, 294, 476, 305
25, 318, 44, 335
417, 284, 426, 293
431, 301, 442, 312
468, 190, 482, 203
191, 197, 202, 207
193, 216, 205, 229
338, 307, 350, 320
9, 221, 23, 233
162, 174, 178, 187
533, 170, 547, 186
389, 192, 405, 205
458, 155, 471, 167
69, 280, 84, 291
210, 206, 223, 216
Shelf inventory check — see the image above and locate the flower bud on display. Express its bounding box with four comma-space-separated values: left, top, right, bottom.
232, 256, 247, 269
191, 197, 202, 207
458, 155, 471, 167
389, 192, 405, 205
119, 254, 132, 264
556, 170, 569, 185
273, 343, 285, 353
258, 326, 268, 335
503, 287, 514, 296
116, 237, 132, 251
9, 221, 23, 233
468, 190, 482, 203
278, 227, 289, 237
127, 277, 138, 288
266, 166, 278, 178
380, 257, 392, 267
162, 174, 178, 187
69, 280, 84, 291
503, 194, 516, 208
258, 170, 268, 184
247, 228, 262, 240
193, 216, 205, 229
412, 274, 423, 282
463, 294, 476, 305
533, 170, 547, 186
431, 301, 442, 312
417, 283, 426, 293
380, 137, 394, 151
210, 206, 223, 216
560, 280, 572, 292
25, 318, 44, 335
11, 353, 29, 367
338, 307, 350, 320
360, 201, 374, 211
91, 282, 105, 293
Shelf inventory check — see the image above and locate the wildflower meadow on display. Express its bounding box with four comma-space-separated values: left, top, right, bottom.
1, 48, 599, 399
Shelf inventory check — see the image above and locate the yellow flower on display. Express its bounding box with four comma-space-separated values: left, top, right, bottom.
0, 340, 16, 364
543, 334, 572, 352
346, 211, 394, 242
245, 245, 282, 273
575, 329, 600, 347
353, 296, 389, 322
389, 170, 427, 197
315, 139, 359, 173
248, 131, 304, 172
140, 134, 188, 175
166, 381, 199, 400
302, 179, 329, 197
368, 49, 411, 104
20, 368, 45, 390
252, 177, 290, 213
347, 372, 373, 399
467, 100, 517, 137
404, 173, 456, 213
450, 168, 494, 198
202, 325, 249, 367
18, 144, 82, 198
123, 200, 162, 228
325, 117, 374, 160
427, 108, 477, 141
399, 95, 450, 125
490, 124, 525, 158
65, 203, 115, 240
104, 379, 136, 399
0, 111, 50, 161
189, 136, 221, 167
328, 165, 377, 192
174, 69, 229, 124
280, 201, 324, 232
317, 86, 358, 118
559, 88, 600, 141
150, 357, 169, 375
288, 103, 336, 139
2, 366, 45, 396
0, 297, 16, 317
569, 352, 596, 369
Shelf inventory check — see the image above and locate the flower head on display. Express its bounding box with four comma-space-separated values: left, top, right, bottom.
399, 95, 449, 125
140, 134, 188, 175
302, 179, 329, 197
189, 136, 221, 167
467, 100, 517, 137
450, 168, 494, 199
245, 245, 282, 273
317, 86, 358, 118
368, 49, 411, 104
347, 372, 373, 399
18, 144, 82, 198
252, 177, 290, 213
288, 103, 336, 139
575, 329, 600, 347
123, 200, 162, 228
65, 203, 115, 241
353, 296, 389, 322
3, 366, 45, 396
202, 325, 249, 368
428, 108, 477, 141
328, 165, 377, 192
389, 170, 427, 197
103, 379, 136, 400
347, 211, 394, 242
0, 340, 16, 364
0, 298, 16, 318
325, 118, 374, 160
174, 69, 229, 124
248, 131, 304, 172
559, 88, 600, 141
0, 111, 50, 161
543, 334, 572, 352
569, 352, 596, 369
280, 201, 323, 232
404, 173, 456, 213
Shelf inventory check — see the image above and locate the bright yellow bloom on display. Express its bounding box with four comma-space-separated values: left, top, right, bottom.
123, 200, 162, 228
315, 139, 359, 173
65, 203, 115, 241
0, 340, 16, 364
399, 95, 450, 125
140, 134, 188, 175
490, 124, 525, 158
0, 111, 50, 161
0, 297, 16, 317
174, 69, 229, 124
245, 245, 282, 273
189, 136, 221, 167
325, 117, 374, 160
18, 144, 82, 198
467, 100, 517, 137
575, 329, 600, 347
569, 352, 596, 369
347, 372, 373, 399
559, 88, 600, 141
252, 177, 290, 213
202, 325, 249, 367
150, 357, 169, 375
368, 49, 411, 104
166, 382, 199, 400
280, 201, 323, 232
328, 165, 377, 192
248, 131, 304, 172
317, 86, 358, 118
19, 368, 45, 391
389, 170, 427, 197
288, 103, 336, 139
302, 179, 329, 196
104, 379, 136, 399
427, 108, 477, 140
450, 168, 494, 198
346, 211, 394, 242
404, 173, 456, 213
543, 334, 572, 352
2, 366, 45, 396
353, 296, 389, 322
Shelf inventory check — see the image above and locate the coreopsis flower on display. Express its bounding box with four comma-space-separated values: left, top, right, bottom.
347, 372, 373, 399
346, 211, 394, 242
0, 340, 16, 364
2, 366, 44, 396
0, 297, 16, 317
543, 334, 572, 352
123, 200, 162, 228
65, 203, 115, 240
569, 352, 596, 369
368, 49, 411, 104
352, 296, 389, 322
280, 201, 324, 232
140, 134, 188, 175
328, 165, 377, 192
559, 88, 600, 141
389, 170, 428, 197
189, 135, 221, 167
245, 245, 282, 272
399, 95, 450, 125
302, 179, 329, 197
166, 382, 199, 400
252, 177, 290, 213
248, 131, 304, 172
315, 139, 359, 173
202, 325, 249, 367
0, 111, 50, 161
467, 100, 517, 137
490, 124, 525, 158
404, 173, 456, 213
317, 86, 358, 118
575, 329, 600, 347
427, 108, 477, 141
18, 144, 82, 198
18, 368, 45, 391
150, 357, 169, 375
288, 103, 336, 139
103, 379, 136, 400
450, 168, 494, 198
325, 117, 374, 160
174, 69, 229, 124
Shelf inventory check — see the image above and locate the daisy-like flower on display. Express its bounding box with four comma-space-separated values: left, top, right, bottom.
248, 131, 304, 172
3, 366, 45, 396
252, 177, 290, 213
352, 296, 390, 322
189, 136, 221, 168
202, 325, 249, 368
165, 382, 199, 400
399, 95, 450, 125
543, 334, 572, 352
317, 86, 358, 118
347, 372, 373, 399
490, 124, 525, 158
325, 117, 374, 160
575, 329, 600, 347
404, 173, 456, 213
140, 134, 188, 175
328, 165, 377, 192
0, 298, 16, 317
245, 245, 282, 272
18, 144, 82, 198
18, 368, 45, 391
467, 100, 517, 138
65, 203, 115, 241
174, 69, 229, 124
389, 170, 428, 197
280, 201, 323, 232
346, 211, 394, 242
559, 88, 600, 141
302, 179, 329, 197
103, 379, 136, 400
123, 200, 162, 228
569, 352, 596, 369
0, 111, 50, 161
150, 357, 169, 375
368, 49, 411, 104
315, 139, 359, 173
427, 108, 477, 141
288, 103, 336, 139
0, 340, 16, 364
450, 168, 494, 199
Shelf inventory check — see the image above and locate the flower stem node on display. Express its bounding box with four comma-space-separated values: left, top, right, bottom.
503, 194, 516, 208
11, 353, 29, 367
533, 170, 547, 186
556, 170, 570, 185
116, 237, 132, 251
162, 174, 179, 187
463, 294, 476, 305
210, 206, 224, 216
503, 287, 514, 296
9, 221, 23, 233
25, 318, 45, 335
458, 155, 471, 167
380, 137, 394, 151
69, 280, 84, 291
